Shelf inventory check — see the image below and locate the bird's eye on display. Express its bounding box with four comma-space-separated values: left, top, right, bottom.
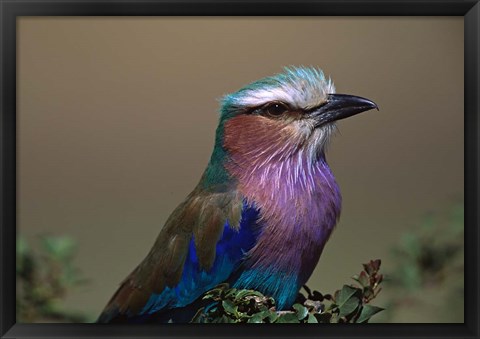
263, 102, 289, 117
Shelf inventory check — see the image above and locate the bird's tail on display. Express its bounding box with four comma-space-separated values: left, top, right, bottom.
96, 274, 152, 323
97, 286, 209, 323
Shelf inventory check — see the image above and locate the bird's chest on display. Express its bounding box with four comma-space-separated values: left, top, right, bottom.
228, 159, 341, 309
232, 157, 342, 277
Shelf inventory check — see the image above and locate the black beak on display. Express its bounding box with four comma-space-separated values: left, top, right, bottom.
310, 94, 378, 127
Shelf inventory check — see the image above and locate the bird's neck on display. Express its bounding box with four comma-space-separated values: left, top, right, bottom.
222, 115, 342, 285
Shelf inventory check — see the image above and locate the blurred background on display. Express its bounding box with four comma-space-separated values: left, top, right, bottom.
17, 17, 463, 323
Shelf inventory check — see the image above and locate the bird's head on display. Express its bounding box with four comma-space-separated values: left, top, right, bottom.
203, 66, 378, 187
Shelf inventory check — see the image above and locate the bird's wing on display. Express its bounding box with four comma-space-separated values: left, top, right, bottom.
97, 188, 259, 323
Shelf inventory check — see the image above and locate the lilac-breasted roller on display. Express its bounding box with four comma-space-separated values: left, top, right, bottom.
97, 66, 378, 323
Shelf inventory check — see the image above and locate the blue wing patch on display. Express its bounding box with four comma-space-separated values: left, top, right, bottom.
138, 201, 260, 316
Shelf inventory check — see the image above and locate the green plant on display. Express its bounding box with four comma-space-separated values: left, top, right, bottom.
16, 235, 90, 322
383, 203, 464, 322
191, 260, 384, 323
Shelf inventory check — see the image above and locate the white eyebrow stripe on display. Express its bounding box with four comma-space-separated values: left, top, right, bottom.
237, 83, 335, 109
237, 88, 295, 107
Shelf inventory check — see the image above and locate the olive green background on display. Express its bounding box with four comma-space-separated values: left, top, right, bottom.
17, 17, 463, 322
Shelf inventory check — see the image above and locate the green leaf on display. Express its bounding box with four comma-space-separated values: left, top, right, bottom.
276, 312, 300, 323
338, 297, 359, 318
356, 305, 384, 323
222, 300, 238, 316
336, 285, 360, 318
247, 313, 264, 323
225, 288, 238, 299
292, 304, 308, 320
256, 310, 271, 319
266, 311, 278, 323
307, 313, 319, 323
235, 289, 265, 302
336, 285, 358, 304
234, 289, 254, 300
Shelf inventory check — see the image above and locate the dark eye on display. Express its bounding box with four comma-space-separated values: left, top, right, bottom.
263, 102, 289, 117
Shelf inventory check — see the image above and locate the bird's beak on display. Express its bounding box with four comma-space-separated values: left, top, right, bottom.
310, 94, 378, 127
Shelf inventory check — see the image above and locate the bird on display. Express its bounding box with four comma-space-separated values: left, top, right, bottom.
97, 66, 378, 323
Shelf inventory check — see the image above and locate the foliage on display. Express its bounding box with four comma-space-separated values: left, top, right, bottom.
191, 260, 384, 323
16, 235, 90, 322
383, 202, 464, 322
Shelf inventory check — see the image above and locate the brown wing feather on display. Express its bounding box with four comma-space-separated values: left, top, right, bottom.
97, 186, 243, 322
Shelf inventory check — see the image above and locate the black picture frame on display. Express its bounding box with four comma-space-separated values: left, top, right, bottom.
1, 1, 478, 338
